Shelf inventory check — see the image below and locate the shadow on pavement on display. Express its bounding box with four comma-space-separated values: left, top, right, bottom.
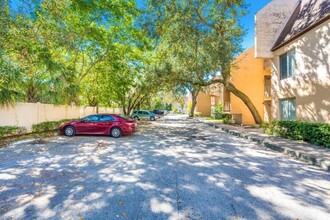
0, 118, 330, 219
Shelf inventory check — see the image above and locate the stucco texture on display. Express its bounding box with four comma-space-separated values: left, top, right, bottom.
271, 21, 330, 123
231, 46, 267, 125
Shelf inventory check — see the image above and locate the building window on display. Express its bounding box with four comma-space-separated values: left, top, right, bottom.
280, 50, 295, 79
280, 98, 296, 120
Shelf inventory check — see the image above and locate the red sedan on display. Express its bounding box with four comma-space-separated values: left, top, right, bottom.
59, 114, 137, 138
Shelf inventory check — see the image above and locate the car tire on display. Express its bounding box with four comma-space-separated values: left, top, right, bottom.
110, 127, 122, 138
64, 126, 76, 137
150, 116, 155, 121
134, 116, 139, 121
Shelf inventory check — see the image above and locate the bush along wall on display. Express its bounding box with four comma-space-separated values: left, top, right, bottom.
0, 126, 24, 138
262, 120, 330, 148
32, 119, 76, 133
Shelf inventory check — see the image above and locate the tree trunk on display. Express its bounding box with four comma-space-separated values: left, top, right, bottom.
189, 91, 198, 117
127, 106, 133, 117
225, 82, 263, 124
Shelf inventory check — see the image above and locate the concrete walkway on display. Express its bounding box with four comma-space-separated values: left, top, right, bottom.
198, 119, 330, 171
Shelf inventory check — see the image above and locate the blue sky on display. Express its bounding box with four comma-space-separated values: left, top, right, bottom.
240, 0, 272, 49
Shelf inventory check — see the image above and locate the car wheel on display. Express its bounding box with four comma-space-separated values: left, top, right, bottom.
110, 127, 122, 138
134, 116, 139, 121
150, 116, 155, 121
64, 126, 75, 137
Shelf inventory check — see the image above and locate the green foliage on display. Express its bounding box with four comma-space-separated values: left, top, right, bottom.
223, 114, 233, 125
143, 0, 247, 117
195, 112, 202, 117
262, 121, 330, 148
0, 126, 21, 138
32, 119, 75, 133
214, 102, 223, 114
204, 117, 223, 122
1, 0, 150, 108
165, 103, 172, 111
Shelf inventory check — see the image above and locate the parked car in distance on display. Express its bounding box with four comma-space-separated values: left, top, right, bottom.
132, 110, 159, 121
152, 110, 165, 115
59, 114, 137, 138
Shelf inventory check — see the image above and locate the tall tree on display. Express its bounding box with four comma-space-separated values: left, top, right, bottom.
144, 0, 263, 124
1, 0, 145, 107
0, 0, 23, 106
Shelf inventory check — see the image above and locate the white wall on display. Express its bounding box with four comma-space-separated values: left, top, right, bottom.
255, 0, 297, 58
0, 103, 123, 132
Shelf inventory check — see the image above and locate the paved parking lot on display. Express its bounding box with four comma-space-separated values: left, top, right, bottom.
1, 115, 330, 219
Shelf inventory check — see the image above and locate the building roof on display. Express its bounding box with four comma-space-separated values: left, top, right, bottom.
272, 0, 330, 51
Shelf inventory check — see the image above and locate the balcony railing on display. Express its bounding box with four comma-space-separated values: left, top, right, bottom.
224, 102, 231, 112
264, 85, 271, 98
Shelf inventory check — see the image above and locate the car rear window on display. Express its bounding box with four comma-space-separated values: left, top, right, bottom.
118, 115, 130, 121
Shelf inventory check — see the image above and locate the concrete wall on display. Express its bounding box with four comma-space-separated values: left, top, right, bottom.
271, 21, 330, 123
255, 0, 297, 58
0, 103, 123, 132
230, 46, 266, 125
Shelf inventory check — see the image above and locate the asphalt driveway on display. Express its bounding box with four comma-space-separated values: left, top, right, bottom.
1, 115, 330, 219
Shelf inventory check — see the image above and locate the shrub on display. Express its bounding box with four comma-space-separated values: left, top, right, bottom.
214, 103, 223, 114
32, 119, 74, 133
0, 126, 21, 138
195, 112, 202, 117
262, 120, 330, 148
223, 114, 233, 124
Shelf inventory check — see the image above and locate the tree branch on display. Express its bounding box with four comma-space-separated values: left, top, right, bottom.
187, 0, 223, 34
78, 48, 109, 81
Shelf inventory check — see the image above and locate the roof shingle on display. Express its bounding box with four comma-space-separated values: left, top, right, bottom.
272, 0, 330, 51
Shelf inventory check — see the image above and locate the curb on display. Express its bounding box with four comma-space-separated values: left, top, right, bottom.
200, 120, 330, 171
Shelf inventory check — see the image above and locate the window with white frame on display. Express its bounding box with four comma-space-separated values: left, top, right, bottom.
280, 50, 295, 79
280, 98, 296, 120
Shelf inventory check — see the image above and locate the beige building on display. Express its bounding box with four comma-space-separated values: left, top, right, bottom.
256, 0, 330, 123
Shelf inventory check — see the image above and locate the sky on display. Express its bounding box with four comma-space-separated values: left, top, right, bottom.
239, 0, 272, 49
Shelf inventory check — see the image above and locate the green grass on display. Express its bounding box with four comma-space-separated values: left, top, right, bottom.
204, 117, 224, 122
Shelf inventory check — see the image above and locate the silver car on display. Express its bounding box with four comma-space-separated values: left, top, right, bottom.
132, 110, 158, 121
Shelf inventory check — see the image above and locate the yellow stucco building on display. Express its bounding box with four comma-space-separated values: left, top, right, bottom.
194, 46, 270, 125
228, 46, 271, 124
194, 81, 223, 117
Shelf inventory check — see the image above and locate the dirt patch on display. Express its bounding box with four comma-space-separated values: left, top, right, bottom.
28, 139, 50, 145
0, 131, 58, 148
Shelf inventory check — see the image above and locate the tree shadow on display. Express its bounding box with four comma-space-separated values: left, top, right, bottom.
271, 17, 330, 123
0, 119, 330, 219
